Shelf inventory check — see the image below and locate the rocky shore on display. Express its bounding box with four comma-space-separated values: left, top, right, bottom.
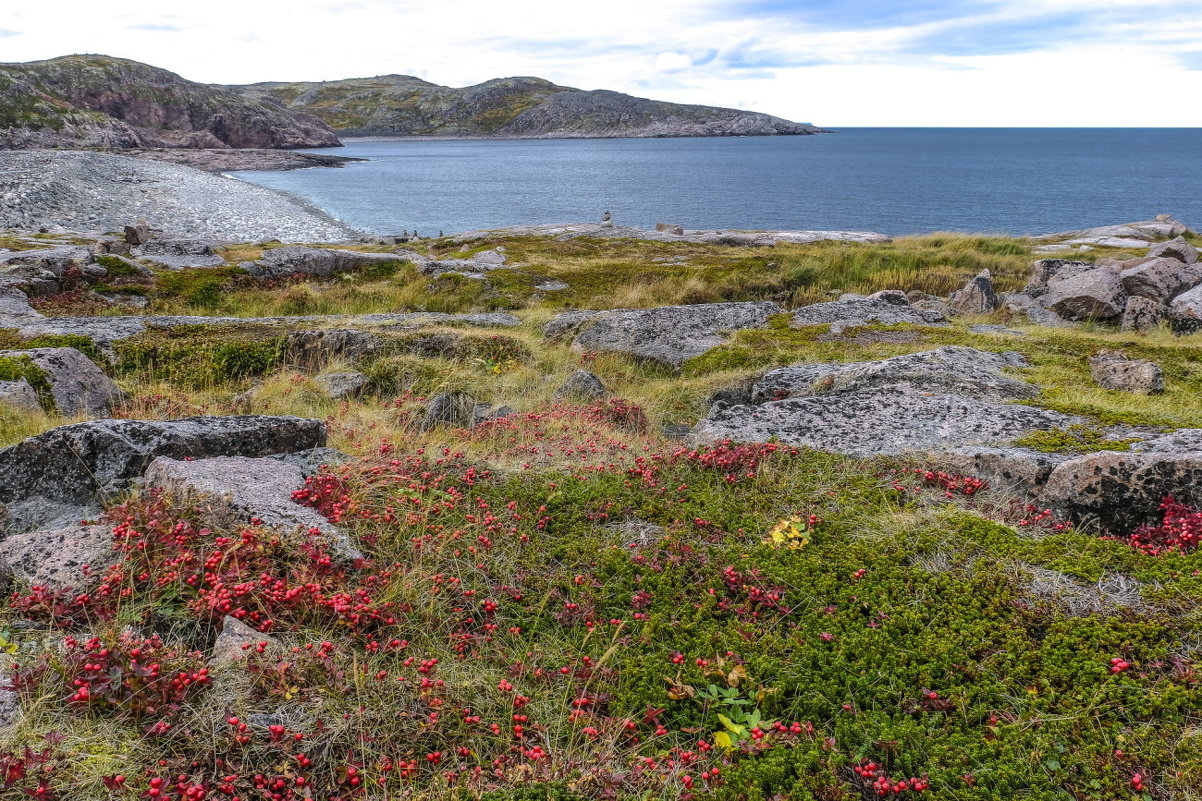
0, 150, 358, 241
121, 149, 364, 173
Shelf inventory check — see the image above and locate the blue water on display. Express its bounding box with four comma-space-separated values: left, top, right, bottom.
231, 129, 1202, 237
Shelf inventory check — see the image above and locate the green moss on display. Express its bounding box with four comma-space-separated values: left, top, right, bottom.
113, 326, 287, 388
0, 354, 54, 411
92, 254, 142, 277
1013, 425, 1141, 454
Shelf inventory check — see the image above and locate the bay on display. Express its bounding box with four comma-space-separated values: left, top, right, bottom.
231, 129, 1202, 237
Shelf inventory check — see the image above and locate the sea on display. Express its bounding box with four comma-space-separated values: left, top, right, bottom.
230, 128, 1202, 238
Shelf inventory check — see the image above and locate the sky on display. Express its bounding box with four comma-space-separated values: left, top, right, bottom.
2, 0, 1201, 126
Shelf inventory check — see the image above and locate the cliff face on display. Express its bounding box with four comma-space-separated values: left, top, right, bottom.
0, 55, 341, 150
237, 76, 825, 138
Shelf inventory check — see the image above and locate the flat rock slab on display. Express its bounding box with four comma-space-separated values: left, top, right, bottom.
143, 455, 361, 561
245, 247, 411, 280
691, 385, 1077, 457
0, 287, 44, 325
452, 222, 891, 246
0, 415, 326, 535
790, 296, 947, 328
750, 347, 1034, 405
552, 301, 783, 368
0, 523, 115, 592
0, 347, 125, 415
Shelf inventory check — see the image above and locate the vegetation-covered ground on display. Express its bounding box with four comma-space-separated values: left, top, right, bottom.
0, 231, 1200, 800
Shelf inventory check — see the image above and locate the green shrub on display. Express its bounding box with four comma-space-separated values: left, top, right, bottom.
113, 326, 287, 387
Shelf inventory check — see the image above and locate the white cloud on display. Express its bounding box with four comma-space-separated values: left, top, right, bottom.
1, 0, 1199, 125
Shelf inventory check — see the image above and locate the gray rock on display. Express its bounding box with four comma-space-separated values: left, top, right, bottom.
0, 245, 92, 277
1004, 292, 1072, 327
1088, 350, 1164, 394
0, 524, 115, 591
124, 224, 151, 246
472, 403, 514, 427
1121, 296, 1167, 333
266, 447, 351, 478
968, 324, 1026, 336
1041, 264, 1126, 320
1146, 236, 1199, 265
555, 370, 607, 401
0, 679, 18, 728
544, 310, 603, 342
0, 287, 44, 325
133, 238, 226, 269
1170, 283, 1202, 332
655, 223, 685, 235
315, 370, 368, 400
751, 347, 1035, 405
949, 270, 1000, 314
691, 385, 1076, 456
285, 329, 384, 368
1039, 445, 1202, 533
0, 416, 326, 535
143, 455, 361, 561
422, 391, 480, 430
938, 447, 1070, 496
454, 222, 890, 246
246, 247, 409, 280
565, 301, 783, 368
211, 615, 277, 668
790, 296, 947, 328
1025, 259, 1096, 294
534, 280, 569, 291
0, 347, 125, 415
1119, 257, 1196, 303
0, 378, 41, 412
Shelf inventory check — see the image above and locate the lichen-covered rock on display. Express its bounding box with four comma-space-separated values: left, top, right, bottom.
285, 329, 384, 368
1004, 293, 1073, 327
0, 379, 41, 413
422, 391, 480, 430
1041, 264, 1126, 320
1146, 236, 1199, 265
0, 347, 126, 415
0, 416, 326, 535
543, 310, 603, 342
937, 447, 1071, 495
0, 524, 115, 592
949, 270, 1000, 314
1088, 350, 1164, 394
790, 296, 946, 328
1121, 296, 1167, 333
1039, 439, 1202, 533
244, 247, 410, 280
133, 238, 225, 269
143, 455, 360, 561
562, 302, 783, 368
690, 385, 1077, 457
0, 287, 44, 325
1170, 283, 1202, 332
1119, 257, 1197, 303
315, 370, 368, 400
210, 615, 278, 668
555, 370, 607, 401
1025, 259, 1095, 293
751, 347, 1033, 405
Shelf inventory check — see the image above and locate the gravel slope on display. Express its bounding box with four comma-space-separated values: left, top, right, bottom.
0, 150, 359, 241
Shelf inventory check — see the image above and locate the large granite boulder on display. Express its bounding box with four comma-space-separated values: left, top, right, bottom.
1038, 433, 1202, 533
1026, 260, 1095, 293
143, 455, 361, 561
0, 347, 125, 415
1040, 264, 1126, 320
1170, 284, 1202, 332
948, 270, 1000, 315
244, 247, 410, 280
749, 347, 1035, 405
550, 301, 783, 368
1121, 296, 1167, 333
0, 416, 326, 535
1146, 236, 1198, 265
1088, 350, 1164, 394
790, 295, 947, 329
691, 385, 1076, 457
1119, 257, 1197, 303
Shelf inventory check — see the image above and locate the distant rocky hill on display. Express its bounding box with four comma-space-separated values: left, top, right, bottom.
0, 55, 340, 150
235, 75, 825, 138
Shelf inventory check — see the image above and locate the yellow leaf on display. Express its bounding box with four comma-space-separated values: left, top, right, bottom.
713, 731, 733, 749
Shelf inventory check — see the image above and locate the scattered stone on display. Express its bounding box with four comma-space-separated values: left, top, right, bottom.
0, 416, 326, 535
0, 524, 115, 592
555, 370, 607, 401
790, 296, 947, 329
211, 615, 277, 668
1119, 257, 1196, 303
1041, 263, 1126, 320
1088, 350, 1164, 394
0, 379, 41, 413
315, 370, 369, 400
0, 347, 126, 415
422, 391, 480, 430
655, 222, 685, 235
949, 270, 1000, 314
1121, 296, 1167, 333
556, 301, 783, 368
124, 223, 151, 246
1146, 236, 1199, 265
